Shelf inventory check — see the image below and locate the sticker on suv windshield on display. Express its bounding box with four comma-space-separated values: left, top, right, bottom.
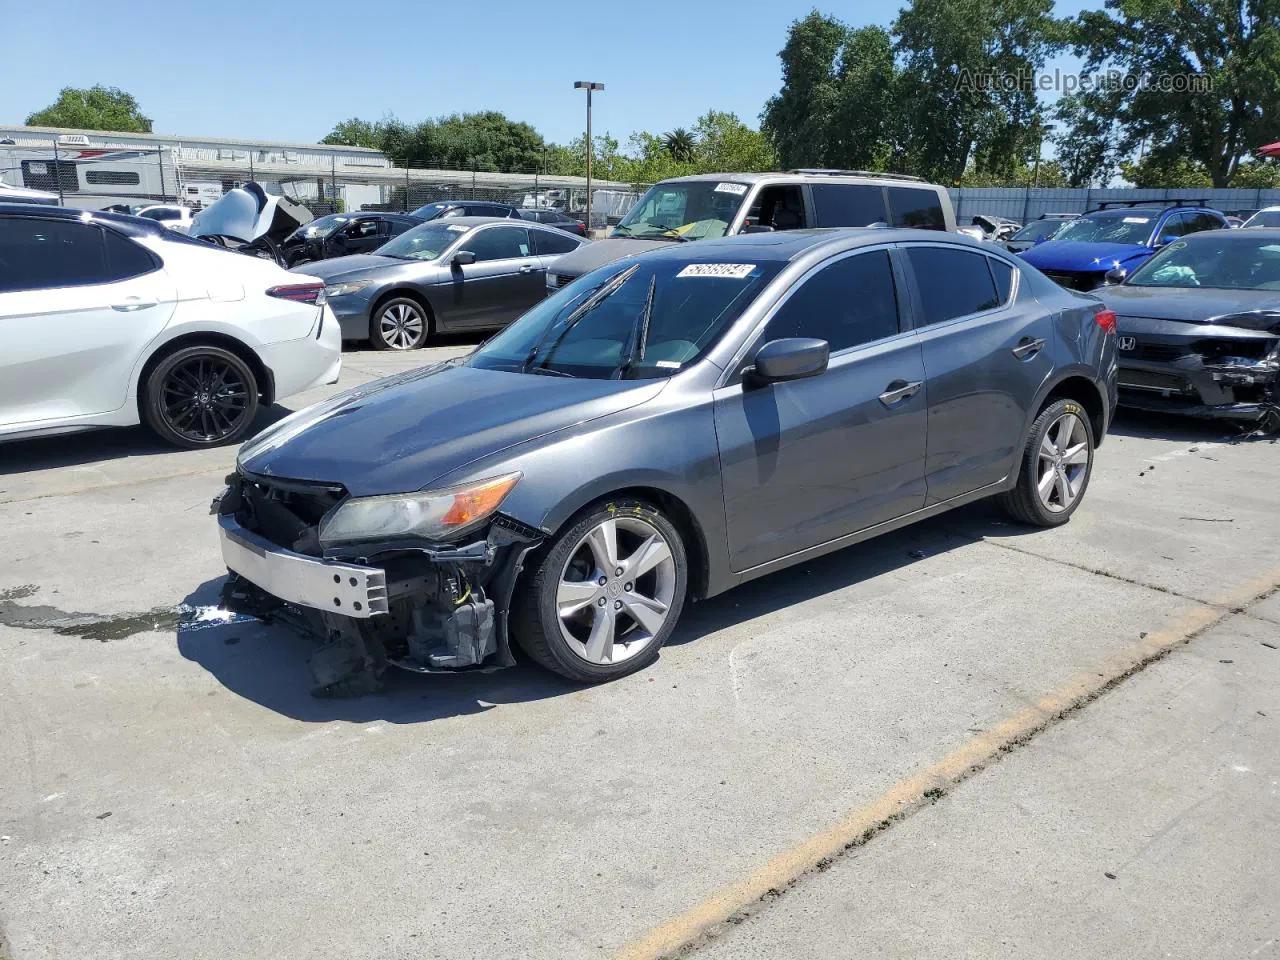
714, 182, 748, 195
676, 263, 756, 279
1122, 216, 1151, 223
446, 224, 469, 232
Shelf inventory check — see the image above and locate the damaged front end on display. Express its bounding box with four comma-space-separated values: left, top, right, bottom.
1117, 313, 1280, 431
213, 471, 544, 696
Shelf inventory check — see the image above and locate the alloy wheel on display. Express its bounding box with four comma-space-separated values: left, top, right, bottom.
1036, 411, 1090, 513
159, 355, 251, 444
378, 302, 426, 349
556, 516, 678, 665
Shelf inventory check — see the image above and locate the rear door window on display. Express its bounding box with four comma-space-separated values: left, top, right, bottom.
810, 184, 888, 227
1188, 212, 1225, 233
762, 249, 901, 352
888, 188, 946, 230
904, 246, 1001, 325
0, 217, 110, 291
466, 226, 532, 261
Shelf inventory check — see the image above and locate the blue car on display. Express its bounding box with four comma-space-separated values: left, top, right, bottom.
1019, 204, 1228, 291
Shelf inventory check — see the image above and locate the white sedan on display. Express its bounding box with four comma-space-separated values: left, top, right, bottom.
0, 204, 342, 448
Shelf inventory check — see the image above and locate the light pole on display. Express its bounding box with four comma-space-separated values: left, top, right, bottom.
574, 81, 604, 234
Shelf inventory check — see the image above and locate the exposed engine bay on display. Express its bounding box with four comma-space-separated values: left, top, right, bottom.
214, 471, 545, 697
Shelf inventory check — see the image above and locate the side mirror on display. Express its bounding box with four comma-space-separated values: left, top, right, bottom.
1104, 266, 1127, 285
748, 338, 830, 385
452, 250, 476, 266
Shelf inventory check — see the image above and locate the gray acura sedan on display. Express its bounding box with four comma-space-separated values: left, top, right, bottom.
217, 229, 1117, 695
295, 217, 588, 350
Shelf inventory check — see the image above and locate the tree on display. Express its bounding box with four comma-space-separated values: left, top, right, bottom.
761, 12, 851, 168
1051, 91, 1123, 186
691, 111, 776, 173
662, 128, 696, 163
26, 85, 152, 133
827, 26, 900, 171
322, 118, 385, 149
1066, 0, 1280, 187
1117, 155, 1212, 187
892, 0, 1067, 184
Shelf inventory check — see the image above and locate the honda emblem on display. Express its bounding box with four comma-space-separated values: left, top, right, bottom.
1117, 336, 1136, 351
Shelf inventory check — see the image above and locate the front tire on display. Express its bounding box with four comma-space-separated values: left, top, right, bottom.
999, 398, 1095, 526
142, 345, 260, 449
371, 297, 430, 350
512, 499, 688, 683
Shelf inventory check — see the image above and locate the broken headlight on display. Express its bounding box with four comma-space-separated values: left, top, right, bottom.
318, 473, 520, 547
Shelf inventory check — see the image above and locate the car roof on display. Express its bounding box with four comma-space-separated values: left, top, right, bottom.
1178, 226, 1280, 240
430, 215, 549, 227
0, 202, 169, 239
652, 171, 942, 189
629, 227, 991, 265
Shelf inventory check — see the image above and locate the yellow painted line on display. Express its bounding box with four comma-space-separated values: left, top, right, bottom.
614, 569, 1280, 960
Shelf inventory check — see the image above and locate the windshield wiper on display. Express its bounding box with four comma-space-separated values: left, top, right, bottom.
614, 274, 656, 380
528, 366, 577, 378
521, 263, 641, 375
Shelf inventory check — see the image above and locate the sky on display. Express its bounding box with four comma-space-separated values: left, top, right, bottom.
2, 0, 1093, 148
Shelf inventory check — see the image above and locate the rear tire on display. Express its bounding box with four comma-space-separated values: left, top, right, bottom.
998, 398, 1095, 527
142, 345, 260, 449
512, 499, 688, 683
371, 297, 430, 350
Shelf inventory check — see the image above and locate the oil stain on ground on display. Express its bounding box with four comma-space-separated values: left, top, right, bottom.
0, 586, 255, 641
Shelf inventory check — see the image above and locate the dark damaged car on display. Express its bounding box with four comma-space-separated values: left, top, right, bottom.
1099, 229, 1280, 429
214, 229, 1116, 695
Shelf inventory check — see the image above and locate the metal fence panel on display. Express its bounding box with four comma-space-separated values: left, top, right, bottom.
950, 187, 1280, 223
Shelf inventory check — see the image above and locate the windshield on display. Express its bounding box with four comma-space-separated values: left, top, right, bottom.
297, 214, 348, 239
612, 181, 750, 241
1244, 210, 1280, 228
467, 257, 783, 379
1054, 212, 1156, 245
1011, 219, 1067, 242
1126, 235, 1280, 290
376, 222, 466, 261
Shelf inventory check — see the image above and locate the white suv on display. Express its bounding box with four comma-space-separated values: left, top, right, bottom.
0, 205, 341, 448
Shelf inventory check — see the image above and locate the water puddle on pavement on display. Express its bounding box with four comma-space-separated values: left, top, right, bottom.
0, 589, 257, 641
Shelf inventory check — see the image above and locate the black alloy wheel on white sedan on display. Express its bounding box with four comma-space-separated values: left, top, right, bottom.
142, 345, 261, 449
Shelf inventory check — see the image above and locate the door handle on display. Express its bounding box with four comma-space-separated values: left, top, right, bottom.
1011, 336, 1046, 360
879, 379, 923, 407
112, 298, 158, 312
519, 264, 536, 274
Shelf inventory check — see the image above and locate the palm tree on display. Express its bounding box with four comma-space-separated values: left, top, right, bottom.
663, 128, 696, 163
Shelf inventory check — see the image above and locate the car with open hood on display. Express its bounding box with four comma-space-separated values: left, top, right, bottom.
213, 227, 1116, 696
1097, 228, 1280, 429
544, 170, 956, 291
1019, 202, 1227, 290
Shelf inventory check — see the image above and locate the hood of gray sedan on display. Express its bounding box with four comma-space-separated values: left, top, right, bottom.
1101, 285, 1280, 328
237, 361, 666, 496
549, 236, 677, 277
291, 254, 414, 282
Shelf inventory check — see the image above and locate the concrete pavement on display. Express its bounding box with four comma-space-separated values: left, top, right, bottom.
1, 347, 1278, 960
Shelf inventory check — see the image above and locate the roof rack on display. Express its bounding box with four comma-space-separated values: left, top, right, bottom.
1091, 198, 1214, 212
786, 168, 925, 183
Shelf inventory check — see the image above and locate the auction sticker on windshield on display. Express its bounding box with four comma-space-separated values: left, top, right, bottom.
676, 263, 756, 279
1123, 217, 1151, 223
713, 182, 748, 195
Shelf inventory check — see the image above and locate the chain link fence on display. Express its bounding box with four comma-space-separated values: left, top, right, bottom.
0, 131, 644, 227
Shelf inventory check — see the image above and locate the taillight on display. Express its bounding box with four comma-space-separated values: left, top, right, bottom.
1094, 309, 1117, 333
267, 281, 326, 305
